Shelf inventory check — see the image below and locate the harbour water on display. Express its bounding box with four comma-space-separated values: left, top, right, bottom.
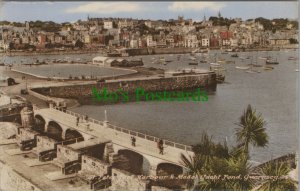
12, 64, 135, 79
3, 50, 299, 163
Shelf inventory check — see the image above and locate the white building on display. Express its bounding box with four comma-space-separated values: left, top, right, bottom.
184, 35, 198, 48
230, 39, 238, 47
84, 35, 91, 44
146, 35, 156, 47
222, 39, 231, 46
130, 39, 139, 48
104, 21, 113, 29
0, 40, 9, 50
201, 38, 210, 47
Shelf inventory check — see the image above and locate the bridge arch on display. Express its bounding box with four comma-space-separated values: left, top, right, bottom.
34, 114, 46, 133
64, 129, 84, 142
156, 162, 185, 189
47, 121, 63, 141
115, 149, 147, 175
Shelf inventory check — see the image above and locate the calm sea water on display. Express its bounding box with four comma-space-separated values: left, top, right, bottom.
13, 64, 134, 78
3, 50, 299, 163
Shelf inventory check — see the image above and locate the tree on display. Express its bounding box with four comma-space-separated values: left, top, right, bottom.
235, 104, 268, 154
180, 154, 205, 188
74, 39, 84, 48
224, 153, 253, 190
289, 38, 298, 44
257, 161, 297, 191
255, 17, 273, 31
180, 132, 231, 189
191, 133, 230, 166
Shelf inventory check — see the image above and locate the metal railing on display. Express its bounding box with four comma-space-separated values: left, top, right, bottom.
51, 106, 192, 152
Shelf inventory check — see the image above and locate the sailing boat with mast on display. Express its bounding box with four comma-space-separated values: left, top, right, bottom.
210, 53, 225, 83
246, 55, 261, 73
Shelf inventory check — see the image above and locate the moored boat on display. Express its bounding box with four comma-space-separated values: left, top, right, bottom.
235, 66, 250, 70
210, 63, 220, 66
264, 66, 274, 70
266, 59, 279, 65
288, 57, 298, 60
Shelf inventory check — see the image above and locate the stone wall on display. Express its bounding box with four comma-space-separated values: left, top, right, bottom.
125, 47, 197, 56
0, 161, 42, 191
32, 73, 216, 105
36, 135, 57, 153
110, 168, 149, 190
81, 155, 111, 177
57, 145, 80, 162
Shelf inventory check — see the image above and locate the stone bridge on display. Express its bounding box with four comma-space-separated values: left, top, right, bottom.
33, 106, 194, 176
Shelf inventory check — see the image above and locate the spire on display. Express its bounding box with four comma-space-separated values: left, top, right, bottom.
218, 11, 221, 18
203, 14, 206, 22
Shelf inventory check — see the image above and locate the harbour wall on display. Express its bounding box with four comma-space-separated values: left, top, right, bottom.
31, 73, 217, 105
126, 47, 197, 56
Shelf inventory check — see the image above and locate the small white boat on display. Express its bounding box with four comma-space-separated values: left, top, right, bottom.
210, 63, 220, 66
190, 57, 196, 61
235, 66, 250, 70
295, 69, 299, 72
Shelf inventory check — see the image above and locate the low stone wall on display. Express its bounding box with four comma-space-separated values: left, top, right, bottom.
251, 153, 296, 173
81, 155, 111, 177
0, 161, 42, 191
28, 88, 64, 106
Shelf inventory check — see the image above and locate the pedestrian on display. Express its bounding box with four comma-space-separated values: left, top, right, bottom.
76, 117, 79, 126
131, 136, 136, 147
85, 115, 88, 122
158, 139, 164, 155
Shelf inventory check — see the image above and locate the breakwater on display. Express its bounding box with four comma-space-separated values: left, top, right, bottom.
31, 72, 216, 105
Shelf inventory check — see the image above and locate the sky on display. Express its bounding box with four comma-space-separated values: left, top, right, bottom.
0, 1, 298, 23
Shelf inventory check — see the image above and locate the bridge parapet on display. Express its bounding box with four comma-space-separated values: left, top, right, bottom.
34, 106, 194, 167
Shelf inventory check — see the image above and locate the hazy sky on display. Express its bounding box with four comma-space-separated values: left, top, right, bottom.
0, 1, 298, 23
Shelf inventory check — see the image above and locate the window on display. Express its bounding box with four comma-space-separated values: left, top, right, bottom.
83, 160, 86, 163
